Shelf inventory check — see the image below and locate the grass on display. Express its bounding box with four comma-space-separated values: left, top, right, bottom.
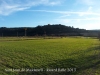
0, 37, 100, 75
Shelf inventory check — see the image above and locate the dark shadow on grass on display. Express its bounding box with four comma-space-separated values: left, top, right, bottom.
90, 45, 100, 51
46, 45, 100, 75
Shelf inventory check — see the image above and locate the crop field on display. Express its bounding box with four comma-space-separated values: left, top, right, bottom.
0, 37, 100, 75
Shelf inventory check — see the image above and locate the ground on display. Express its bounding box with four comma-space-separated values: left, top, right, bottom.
0, 37, 100, 75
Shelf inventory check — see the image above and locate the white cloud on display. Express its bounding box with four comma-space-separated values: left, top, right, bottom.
80, 22, 100, 30
30, 10, 100, 16
58, 17, 100, 22
88, 6, 92, 12
28, 9, 100, 27
54, 18, 100, 30
76, 0, 95, 5
0, 0, 62, 16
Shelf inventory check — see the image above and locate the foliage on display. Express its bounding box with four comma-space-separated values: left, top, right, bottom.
0, 24, 86, 36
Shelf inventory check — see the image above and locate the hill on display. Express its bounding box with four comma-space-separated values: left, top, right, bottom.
0, 24, 86, 37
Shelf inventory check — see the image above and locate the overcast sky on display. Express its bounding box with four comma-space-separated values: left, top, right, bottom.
0, 0, 100, 30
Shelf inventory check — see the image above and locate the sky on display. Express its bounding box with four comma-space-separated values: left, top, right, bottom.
0, 0, 100, 30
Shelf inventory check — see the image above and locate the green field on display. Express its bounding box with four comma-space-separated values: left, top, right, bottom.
0, 37, 100, 75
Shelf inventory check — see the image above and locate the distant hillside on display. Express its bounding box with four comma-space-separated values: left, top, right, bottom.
82, 29, 100, 37
34, 24, 86, 36
0, 24, 89, 37
88, 30, 100, 32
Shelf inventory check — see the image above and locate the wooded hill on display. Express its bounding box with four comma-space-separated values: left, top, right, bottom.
0, 24, 97, 37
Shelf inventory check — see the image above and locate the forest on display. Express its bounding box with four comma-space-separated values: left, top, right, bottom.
0, 24, 88, 37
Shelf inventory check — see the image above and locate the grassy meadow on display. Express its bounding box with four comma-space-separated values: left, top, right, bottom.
0, 37, 100, 75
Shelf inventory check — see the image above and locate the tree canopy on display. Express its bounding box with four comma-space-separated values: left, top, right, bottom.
0, 24, 88, 37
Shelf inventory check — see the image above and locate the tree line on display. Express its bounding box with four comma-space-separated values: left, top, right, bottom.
0, 24, 92, 37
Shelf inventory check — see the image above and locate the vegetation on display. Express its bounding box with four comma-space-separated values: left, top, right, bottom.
0, 37, 100, 75
0, 24, 86, 37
